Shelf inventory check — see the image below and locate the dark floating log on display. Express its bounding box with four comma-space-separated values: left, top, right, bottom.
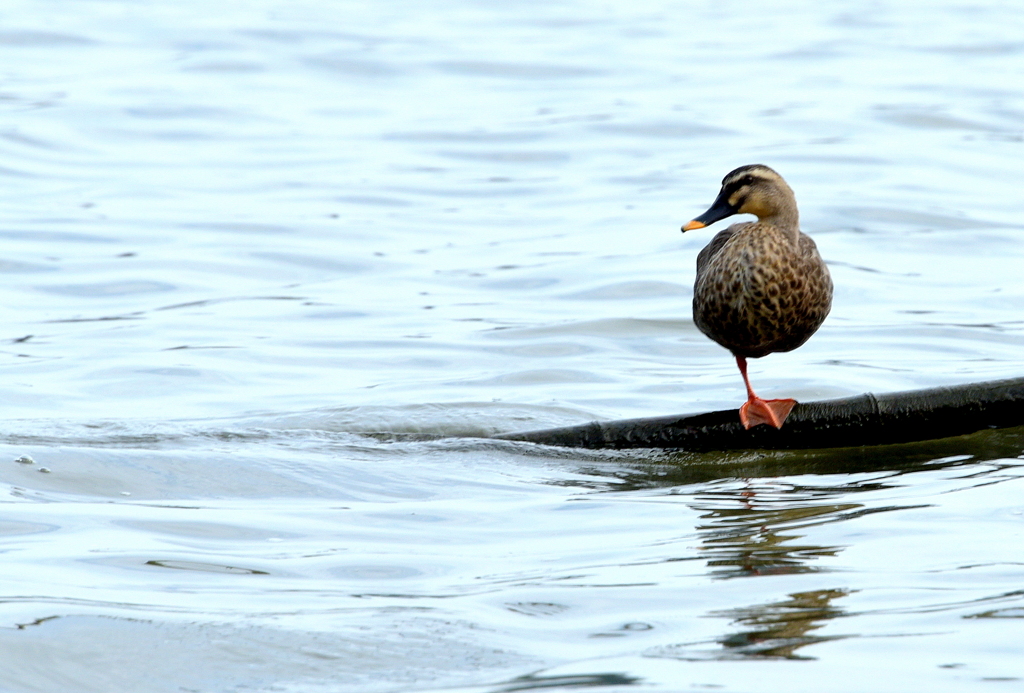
493, 377, 1024, 451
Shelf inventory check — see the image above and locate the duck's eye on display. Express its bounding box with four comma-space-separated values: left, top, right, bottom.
740, 175, 755, 187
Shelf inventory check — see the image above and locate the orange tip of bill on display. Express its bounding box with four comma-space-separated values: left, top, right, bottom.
682, 220, 706, 231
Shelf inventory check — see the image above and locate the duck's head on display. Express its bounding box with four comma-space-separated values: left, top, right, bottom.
682, 164, 796, 232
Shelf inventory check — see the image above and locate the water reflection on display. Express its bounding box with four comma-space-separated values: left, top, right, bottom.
714, 588, 851, 659
654, 458, 946, 666
677, 482, 859, 656
649, 588, 851, 661
603, 436, 1022, 667
491, 673, 641, 692
693, 494, 853, 579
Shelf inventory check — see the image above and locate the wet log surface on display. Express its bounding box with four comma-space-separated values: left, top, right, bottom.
492, 377, 1024, 451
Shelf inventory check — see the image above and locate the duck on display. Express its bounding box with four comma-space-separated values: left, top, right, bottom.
681, 164, 832, 429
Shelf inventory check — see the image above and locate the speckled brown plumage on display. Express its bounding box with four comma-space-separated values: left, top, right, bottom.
694, 221, 832, 359
681, 164, 832, 429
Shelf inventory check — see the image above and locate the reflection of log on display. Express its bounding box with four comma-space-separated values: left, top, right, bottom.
493, 377, 1024, 451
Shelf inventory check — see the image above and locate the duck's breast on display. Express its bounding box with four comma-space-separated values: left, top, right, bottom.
692, 225, 831, 358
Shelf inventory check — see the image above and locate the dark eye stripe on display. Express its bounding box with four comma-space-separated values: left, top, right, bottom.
726, 174, 757, 192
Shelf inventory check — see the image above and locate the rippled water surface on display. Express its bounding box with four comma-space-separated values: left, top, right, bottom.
1, 1, 1024, 691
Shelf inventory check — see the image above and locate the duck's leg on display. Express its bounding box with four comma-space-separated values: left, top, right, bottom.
735, 356, 796, 430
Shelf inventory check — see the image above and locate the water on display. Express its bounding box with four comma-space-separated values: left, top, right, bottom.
1, 0, 1023, 690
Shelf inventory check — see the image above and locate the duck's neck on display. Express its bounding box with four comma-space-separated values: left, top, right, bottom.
760, 207, 800, 243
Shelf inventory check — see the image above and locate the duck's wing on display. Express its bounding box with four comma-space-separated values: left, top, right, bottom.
796, 232, 834, 313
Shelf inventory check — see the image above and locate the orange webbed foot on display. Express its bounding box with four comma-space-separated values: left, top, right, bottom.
739, 397, 796, 430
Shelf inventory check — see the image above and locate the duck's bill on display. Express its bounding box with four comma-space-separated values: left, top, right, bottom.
681, 190, 739, 232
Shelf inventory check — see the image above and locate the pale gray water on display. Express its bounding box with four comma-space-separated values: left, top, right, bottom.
1, 1, 1023, 691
